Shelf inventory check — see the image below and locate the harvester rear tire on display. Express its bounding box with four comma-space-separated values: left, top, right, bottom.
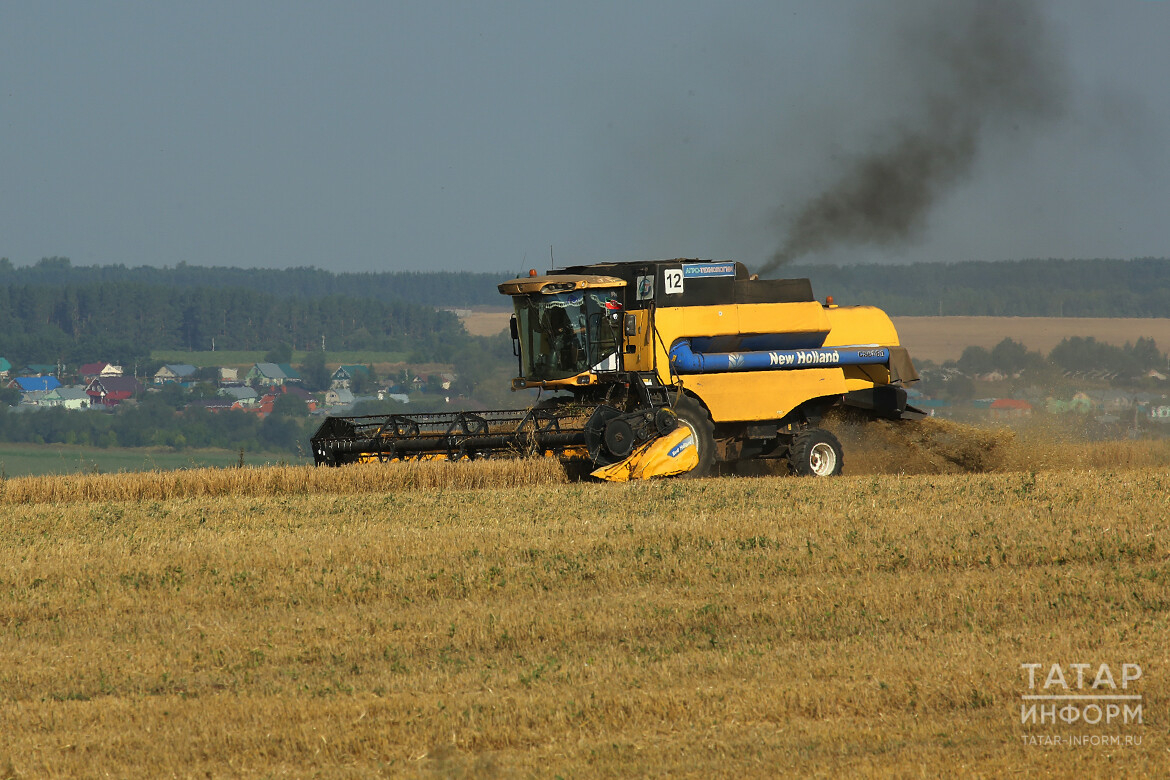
673, 395, 716, 478
788, 428, 843, 477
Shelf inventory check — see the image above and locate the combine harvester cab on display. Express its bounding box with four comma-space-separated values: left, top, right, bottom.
311, 259, 923, 480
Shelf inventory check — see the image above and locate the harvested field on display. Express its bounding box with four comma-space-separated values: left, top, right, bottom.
1, 436, 1165, 776
454, 306, 513, 336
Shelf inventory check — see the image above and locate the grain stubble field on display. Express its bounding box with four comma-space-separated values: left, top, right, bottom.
1, 431, 1167, 777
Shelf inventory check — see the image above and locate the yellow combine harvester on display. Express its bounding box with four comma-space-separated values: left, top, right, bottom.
311, 259, 923, 479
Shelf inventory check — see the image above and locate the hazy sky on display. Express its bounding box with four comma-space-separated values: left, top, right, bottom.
3, 1, 1169, 274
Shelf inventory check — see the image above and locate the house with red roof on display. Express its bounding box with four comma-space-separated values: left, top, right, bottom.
79, 362, 124, 383
257, 384, 318, 415
85, 375, 143, 407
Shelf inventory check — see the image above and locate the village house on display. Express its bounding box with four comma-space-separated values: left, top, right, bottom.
153, 364, 198, 385
18, 390, 53, 406
257, 384, 317, 415
9, 375, 62, 399
79, 362, 123, 383
377, 390, 410, 404
85, 376, 144, 407
324, 388, 355, 407
329, 364, 369, 390
245, 363, 301, 387
0, 357, 10, 379
219, 367, 240, 386
410, 372, 455, 392
1092, 390, 1134, 414
218, 385, 259, 408
1046, 393, 1095, 415
41, 387, 91, 410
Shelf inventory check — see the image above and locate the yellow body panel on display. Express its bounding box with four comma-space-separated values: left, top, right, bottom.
678, 368, 847, 422
589, 426, 699, 481
622, 309, 655, 372
842, 363, 891, 390
737, 301, 832, 336
822, 306, 900, 348
634, 301, 904, 422
649, 303, 898, 382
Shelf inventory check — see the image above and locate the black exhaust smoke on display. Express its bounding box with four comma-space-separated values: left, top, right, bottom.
760, 1, 1068, 274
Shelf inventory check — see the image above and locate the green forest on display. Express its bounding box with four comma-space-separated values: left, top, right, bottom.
0, 280, 466, 368
0, 257, 505, 308
3, 255, 1170, 316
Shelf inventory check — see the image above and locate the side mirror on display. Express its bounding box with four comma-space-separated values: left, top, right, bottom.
509, 315, 521, 359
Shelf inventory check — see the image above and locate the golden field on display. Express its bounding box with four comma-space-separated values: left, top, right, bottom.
1, 427, 1167, 778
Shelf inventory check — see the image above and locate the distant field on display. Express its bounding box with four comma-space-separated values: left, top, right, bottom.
0, 450, 1164, 776
0, 443, 304, 477
456, 306, 513, 336
893, 316, 1170, 363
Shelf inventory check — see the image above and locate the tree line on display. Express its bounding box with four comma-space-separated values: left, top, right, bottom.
922, 336, 1167, 400
0, 257, 507, 308
950, 336, 1165, 379
0, 280, 468, 368
4, 255, 1170, 316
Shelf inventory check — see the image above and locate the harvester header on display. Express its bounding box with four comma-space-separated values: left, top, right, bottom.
312, 258, 923, 480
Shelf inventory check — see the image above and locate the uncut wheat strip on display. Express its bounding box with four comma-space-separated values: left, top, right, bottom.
0, 458, 566, 506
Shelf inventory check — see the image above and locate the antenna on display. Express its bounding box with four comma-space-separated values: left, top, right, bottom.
549, 245, 555, 270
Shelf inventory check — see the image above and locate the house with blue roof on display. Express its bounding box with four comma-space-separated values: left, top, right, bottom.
9, 375, 62, 397
10, 375, 62, 393
0, 357, 11, 378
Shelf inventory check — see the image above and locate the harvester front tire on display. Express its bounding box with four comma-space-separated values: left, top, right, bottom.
788, 428, 843, 477
673, 395, 716, 478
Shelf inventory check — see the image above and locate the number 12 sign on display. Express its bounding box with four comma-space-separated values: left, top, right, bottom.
664, 268, 684, 295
